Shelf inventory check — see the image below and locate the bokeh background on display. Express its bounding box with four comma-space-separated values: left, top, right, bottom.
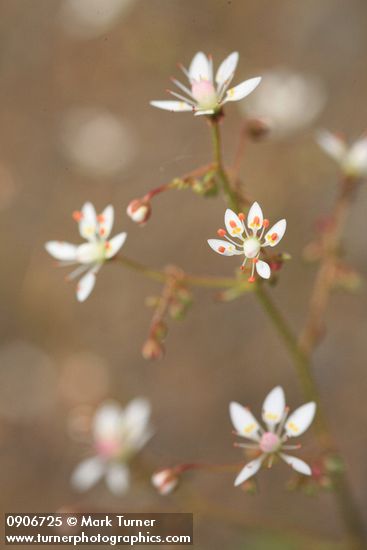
1, 0, 367, 548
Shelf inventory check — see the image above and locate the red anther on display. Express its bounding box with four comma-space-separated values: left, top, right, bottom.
229, 220, 237, 228
240, 265, 245, 271
253, 216, 260, 226
248, 276, 256, 283
99, 228, 105, 236
263, 219, 270, 228
217, 228, 226, 237
238, 213, 245, 221
97, 214, 105, 223
72, 210, 83, 222
271, 233, 278, 241
105, 241, 111, 250
218, 246, 226, 253
252, 258, 258, 264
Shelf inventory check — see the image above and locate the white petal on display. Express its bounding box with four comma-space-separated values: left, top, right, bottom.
45, 241, 78, 261
280, 453, 312, 476
345, 137, 367, 176
262, 386, 285, 427
76, 270, 96, 302
105, 232, 127, 259
256, 260, 271, 279
229, 402, 261, 441
71, 457, 105, 492
79, 202, 97, 241
76, 242, 102, 264
105, 463, 130, 495
264, 219, 286, 247
207, 239, 241, 256
247, 202, 263, 233
234, 457, 264, 486
224, 77, 261, 102
189, 52, 211, 82
316, 130, 346, 161
285, 402, 316, 437
122, 398, 152, 450
98, 205, 114, 239
215, 52, 239, 86
150, 100, 192, 112
93, 402, 123, 441
224, 208, 245, 237
194, 109, 215, 116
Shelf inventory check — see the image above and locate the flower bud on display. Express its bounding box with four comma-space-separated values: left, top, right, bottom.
142, 338, 164, 360
127, 199, 151, 225
246, 117, 271, 140
152, 469, 179, 495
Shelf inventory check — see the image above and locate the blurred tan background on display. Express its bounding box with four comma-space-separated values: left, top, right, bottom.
0, 0, 367, 548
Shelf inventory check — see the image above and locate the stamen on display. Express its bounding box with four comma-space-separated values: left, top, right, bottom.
72, 210, 83, 222
97, 214, 105, 223
217, 228, 226, 237
238, 213, 245, 221
263, 219, 270, 228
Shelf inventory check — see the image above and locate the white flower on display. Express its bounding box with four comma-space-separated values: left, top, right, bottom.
207, 203, 286, 282
71, 398, 153, 495
316, 130, 367, 178
45, 202, 127, 302
230, 387, 316, 486
150, 51, 261, 116
151, 469, 179, 495
243, 68, 326, 138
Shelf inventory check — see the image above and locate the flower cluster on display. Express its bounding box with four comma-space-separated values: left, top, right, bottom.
208, 202, 286, 282
71, 398, 152, 495
151, 51, 261, 116
45, 202, 126, 301
230, 386, 316, 486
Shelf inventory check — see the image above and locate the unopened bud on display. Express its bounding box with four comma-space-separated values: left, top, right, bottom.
142, 338, 164, 360
127, 199, 151, 225
246, 117, 271, 140
152, 469, 179, 495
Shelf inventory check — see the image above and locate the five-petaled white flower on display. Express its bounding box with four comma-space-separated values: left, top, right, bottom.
316, 130, 367, 178
45, 202, 127, 302
207, 203, 286, 282
150, 51, 261, 116
71, 398, 153, 495
230, 386, 316, 486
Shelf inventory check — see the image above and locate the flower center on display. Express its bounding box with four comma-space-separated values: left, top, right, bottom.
96, 438, 121, 459
243, 237, 261, 258
259, 432, 280, 453
191, 79, 218, 109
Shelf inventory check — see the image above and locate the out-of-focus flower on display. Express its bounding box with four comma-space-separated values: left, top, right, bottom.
45, 202, 127, 302
59, 0, 135, 39
230, 386, 316, 487
207, 203, 286, 282
316, 130, 367, 178
243, 68, 326, 138
71, 398, 153, 495
126, 199, 152, 225
151, 51, 261, 116
152, 468, 179, 495
60, 108, 136, 177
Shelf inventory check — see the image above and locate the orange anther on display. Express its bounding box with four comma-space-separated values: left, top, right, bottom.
253, 216, 260, 226
100, 228, 105, 236
238, 213, 245, 221
217, 228, 226, 237
218, 246, 226, 253
248, 276, 256, 283
252, 258, 258, 264
271, 233, 278, 241
72, 210, 83, 222
97, 214, 105, 223
263, 219, 270, 228
229, 220, 237, 228
105, 241, 111, 249
240, 265, 245, 271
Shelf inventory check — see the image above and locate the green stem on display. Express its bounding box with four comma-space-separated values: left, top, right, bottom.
210, 117, 366, 549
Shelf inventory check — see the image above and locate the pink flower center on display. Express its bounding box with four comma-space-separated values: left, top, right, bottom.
259, 432, 280, 453
191, 80, 217, 109
96, 439, 121, 459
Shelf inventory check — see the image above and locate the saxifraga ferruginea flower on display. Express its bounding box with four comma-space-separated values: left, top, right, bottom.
230, 386, 316, 486
71, 398, 153, 495
150, 51, 261, 116
45, 202, 127, 302
316, 130, 367, 178
207, 202, 286, 282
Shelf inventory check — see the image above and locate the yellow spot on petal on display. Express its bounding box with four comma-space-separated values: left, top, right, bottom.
244, 423, 256, 434
287, 421, 299, 433
265, 412, 280, 421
